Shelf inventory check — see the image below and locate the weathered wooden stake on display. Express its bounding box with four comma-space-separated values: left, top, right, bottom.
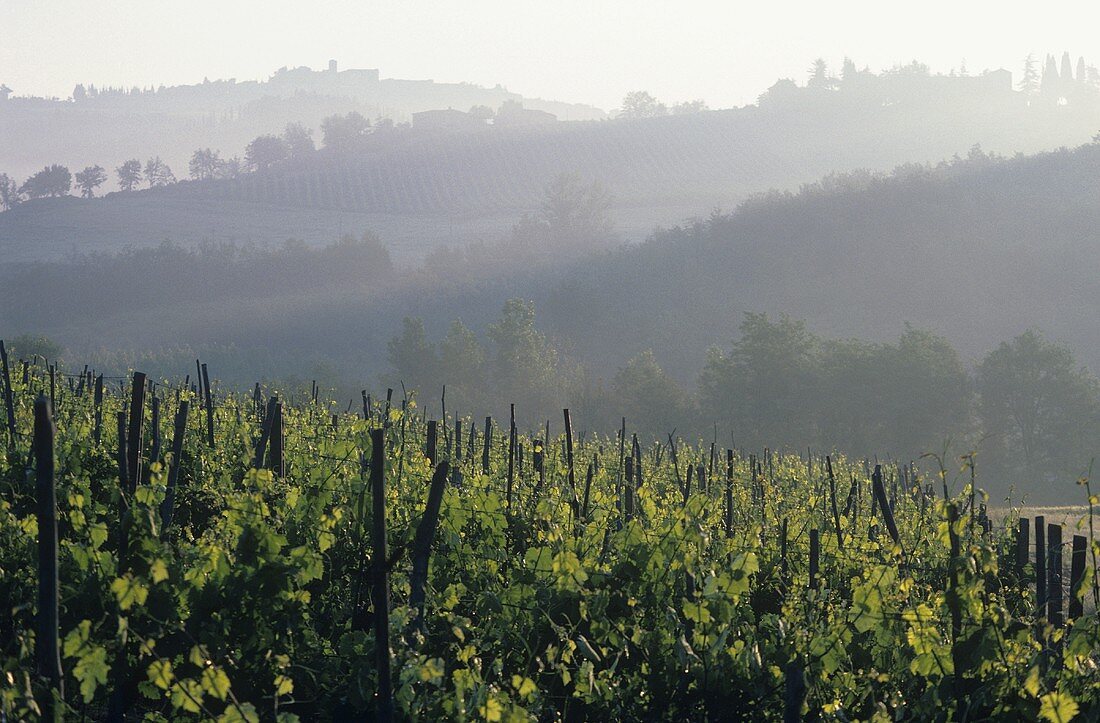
506, 405, 516, 509
409, 461, 450, 636
725, 449, 733, 538
93, 375, 104, 446
826, 456, 843, 550
34, 396, 64, 719
872, 465, 900, 547
1047, 523, 1063, 628
426, 420, 438, 465
126, 372, 146, 494
160, 401, 189, 530
369, 428, 394, 721
200, 363, 214, 447
1035, 516, 1047, 615
563, 409, 578, 515
269, 401, 285, 477
254, 396, 277, 469
481, 416, 492, 474
0, 340, 16, 447
454, 419, 463, 462
1070, 534, 1087, 621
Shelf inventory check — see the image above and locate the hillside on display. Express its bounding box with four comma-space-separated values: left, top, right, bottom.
0, 63, 605, 186
4, 73, 1100, 264
9, 142, 1100, 375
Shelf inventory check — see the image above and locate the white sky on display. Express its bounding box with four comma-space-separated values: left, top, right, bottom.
3, 1, 1100, 110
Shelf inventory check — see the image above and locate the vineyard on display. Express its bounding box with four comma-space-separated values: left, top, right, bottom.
3, 348, 1100, 722
173, 113, 785, 215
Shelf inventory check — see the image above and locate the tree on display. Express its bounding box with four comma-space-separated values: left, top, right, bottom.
72, 84, 87, 101
189, 148, 225, 180
671, 99, 708, 114
977, 330, 1100, 486
619, 91, 667, 118
223, 156, 243, 179
116, 159, 143, 192
386, 317, 438, 394
144, 157, 176, 187
841, 57, 858, 82
698, 312, 818, 449
74, 165, 107, 198
438, 320, 487, 411
539, 173, 613, 240
488, 299, 572, 414
468, 105, 495, 122
283, 122, 315, 158
1042, 54, 1059, 95
612, 350, 690, 436
0, 173, 20, 210
807, 58, 831, 88
9, 334, 62, 360
1061, 51, 1075, 85
244, 135, 289, 172
1019, 54, 1040, 95
19, 165, 72, 199
1077, 56, 1088, 86
320, 111, 370, 150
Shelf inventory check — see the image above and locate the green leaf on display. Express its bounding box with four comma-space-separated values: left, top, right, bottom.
1023, 666, 1041, 698
1039, 692, 1079, 722
63, 620, 91, 658
148, 659, 175, 690
217, 702, 260, 723
170, 679, 205, 713
150, 559, 169, 584
201, 666, 232, 701
72, 645, 110, 703
274, 673, 294, 696
111, 574, 149, 611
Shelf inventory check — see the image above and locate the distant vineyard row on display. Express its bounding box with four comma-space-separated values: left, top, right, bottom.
172, 113, 787, 214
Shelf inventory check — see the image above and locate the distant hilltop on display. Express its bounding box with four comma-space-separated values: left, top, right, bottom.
0, 62, 606, 185
2, 60, 606, 123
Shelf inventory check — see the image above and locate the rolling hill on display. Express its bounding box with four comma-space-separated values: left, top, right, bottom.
4, 73, 1100, 265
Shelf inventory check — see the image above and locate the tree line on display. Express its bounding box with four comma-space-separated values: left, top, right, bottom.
0, 111, 395, 208
388, 304, 1100, 496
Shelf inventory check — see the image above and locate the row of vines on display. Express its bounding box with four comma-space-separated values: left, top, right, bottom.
2, 350, 1099, 720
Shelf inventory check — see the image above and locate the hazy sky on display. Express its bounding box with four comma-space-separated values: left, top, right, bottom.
3, 1, 1100, 110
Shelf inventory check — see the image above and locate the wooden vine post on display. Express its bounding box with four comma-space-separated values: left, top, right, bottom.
724, 449, 734, 538
409, 461, 451, 636
426, 419, 438, 465
200, 363, 215, 447
34, 395, 64, 720
1069, 534, 1087, 621
93, 375, 104, 446
563, 409, 578, 515
106, 411, 131, 722
1016, 518, 1029, 577
1047, 523, 1063, 628
481, 416, 492, 474
507, 405, 516, 509
160, 401, 189, 530
369, 428, 394, 721
0, 340, 16, 448
126, 372, 147, 495
826, 456, 843, 550
871, 465, 900, 548
269, 401, 285, 477
1035, 516, 1046, 616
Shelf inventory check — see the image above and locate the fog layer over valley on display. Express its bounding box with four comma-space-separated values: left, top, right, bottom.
6, 56, 1100, 502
